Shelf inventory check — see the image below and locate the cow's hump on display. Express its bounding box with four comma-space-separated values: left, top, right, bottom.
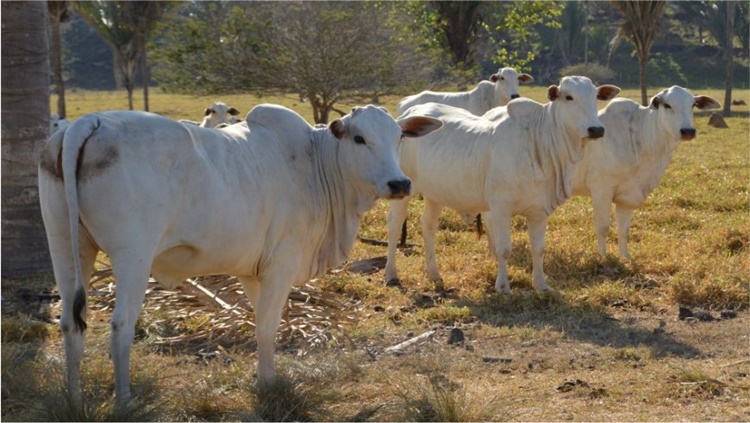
245, 104, 312, 141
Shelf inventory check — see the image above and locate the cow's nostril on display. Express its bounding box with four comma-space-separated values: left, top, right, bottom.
680, 128, 696, 139
388, 179, 411, 196
587, 126, 605, 139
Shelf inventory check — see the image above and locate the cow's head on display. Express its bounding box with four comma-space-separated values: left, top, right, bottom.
329, 106, 442, 199
547, 76, 620, 141
490, 67, 534, 105
649, 86, 721, 141
204, 102, 242, 127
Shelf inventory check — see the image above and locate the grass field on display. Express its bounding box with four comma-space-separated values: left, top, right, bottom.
1, 85, 748, 421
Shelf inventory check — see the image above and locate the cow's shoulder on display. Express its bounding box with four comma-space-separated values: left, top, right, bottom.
246, 104, 312, 141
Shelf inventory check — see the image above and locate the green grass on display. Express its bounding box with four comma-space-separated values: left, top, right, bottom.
10, 86, 749, 420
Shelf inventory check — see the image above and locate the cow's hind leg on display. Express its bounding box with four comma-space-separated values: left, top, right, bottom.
48, 230, 98, 409
385, 197, 409, 285
422, 198, 444, 290
108, 250, 153, 410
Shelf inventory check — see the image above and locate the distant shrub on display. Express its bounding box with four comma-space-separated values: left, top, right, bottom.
559, 63, 616, 84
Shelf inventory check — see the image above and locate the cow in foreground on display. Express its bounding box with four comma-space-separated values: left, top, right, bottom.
572, 86, 720, 258
397, 67, 534, 117
179, 101, 241, 127
38, 104, 442, 409
385, 76, 620, 293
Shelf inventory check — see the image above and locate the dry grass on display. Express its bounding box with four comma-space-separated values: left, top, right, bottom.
2, 86, 747, 421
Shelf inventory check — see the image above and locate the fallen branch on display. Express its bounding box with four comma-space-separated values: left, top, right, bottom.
186, 278, 243, 316
384, 330, 435, 354
358, 236, 416, 248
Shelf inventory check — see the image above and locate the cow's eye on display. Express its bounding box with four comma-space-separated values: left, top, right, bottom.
500, 76, 505, 81
663, 103, 672, 109
565, 95, 573, 101
354, 135, 366, 145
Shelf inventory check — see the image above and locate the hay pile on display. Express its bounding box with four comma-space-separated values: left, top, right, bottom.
87, 262, 362, 355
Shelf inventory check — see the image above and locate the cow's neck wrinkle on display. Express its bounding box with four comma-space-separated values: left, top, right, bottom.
529, 104, 584, 212
305, 128, 368, 278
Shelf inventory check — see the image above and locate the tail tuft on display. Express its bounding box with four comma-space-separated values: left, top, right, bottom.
72, 287, 87, 332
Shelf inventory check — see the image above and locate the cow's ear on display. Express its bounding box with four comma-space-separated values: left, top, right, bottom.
398, 116, 443, 138
329, 119, 346, 139
204, 108, 212, 116
649, 95, 663, 109
490, 74, 499, 82
547, 85, 560, 101
597, 85, 620, 101
227, 107, 241, 116
694, 95, 721, 110
519, 73, 534, 84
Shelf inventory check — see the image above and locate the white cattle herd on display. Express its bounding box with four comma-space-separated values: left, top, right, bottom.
39, 66, 720, 408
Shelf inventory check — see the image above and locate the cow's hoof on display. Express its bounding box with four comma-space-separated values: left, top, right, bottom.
385, 278, 402, 288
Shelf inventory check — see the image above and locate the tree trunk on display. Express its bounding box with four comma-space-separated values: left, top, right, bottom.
724, 1, 736, 117
142, 49, 150, 112
1, 1, 53, 276
638, 55, 648, 106
50, 14, 66, 118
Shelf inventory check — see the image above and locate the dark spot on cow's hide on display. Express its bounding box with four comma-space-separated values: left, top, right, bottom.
38, 143, 119, 183
38, 147, 62, 180
77, 145, 119, 182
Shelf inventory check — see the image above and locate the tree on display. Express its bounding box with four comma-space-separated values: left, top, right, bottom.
427, 1, 483, 70
153, 2, 427, 124
74, 1, 140, 109
48, 0, 69, 118
1, 1, 53, 276
128, 1, 179, 111
723, 1, 736, 117
610, 1, 667, 106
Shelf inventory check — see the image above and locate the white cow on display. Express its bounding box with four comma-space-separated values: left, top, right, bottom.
385, 76, 620, 294
179, 101, 241, 127
38, 104, 442, 409
50, 114, 70, 133
572, 86, 721, 258
396, 68, 534, 240
396, 67, 534, 117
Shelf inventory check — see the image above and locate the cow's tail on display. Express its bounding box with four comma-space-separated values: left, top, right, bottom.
60, 115, 101, 332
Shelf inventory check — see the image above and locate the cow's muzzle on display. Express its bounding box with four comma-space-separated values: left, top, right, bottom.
510, 94, 520, 99
680, 128, 696, 140
387, 179, 411, 199
587, 126, 605, 139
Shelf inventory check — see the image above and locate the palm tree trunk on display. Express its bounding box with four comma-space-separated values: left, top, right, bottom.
1, 1, 53, 275
50, 15, 66, 118
639, 56, 648, 106
724, 1, 736, 117
142, 50, 150, 112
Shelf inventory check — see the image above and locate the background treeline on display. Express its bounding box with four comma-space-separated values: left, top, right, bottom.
54, 1, 748, 120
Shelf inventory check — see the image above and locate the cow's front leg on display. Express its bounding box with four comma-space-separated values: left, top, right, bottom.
246, 264, 297, 389
488, 208, 512, 294
527, 214, 550, 292
421, 198, 444, 290
615, 204, 635, 259
591, 188, 614, 257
